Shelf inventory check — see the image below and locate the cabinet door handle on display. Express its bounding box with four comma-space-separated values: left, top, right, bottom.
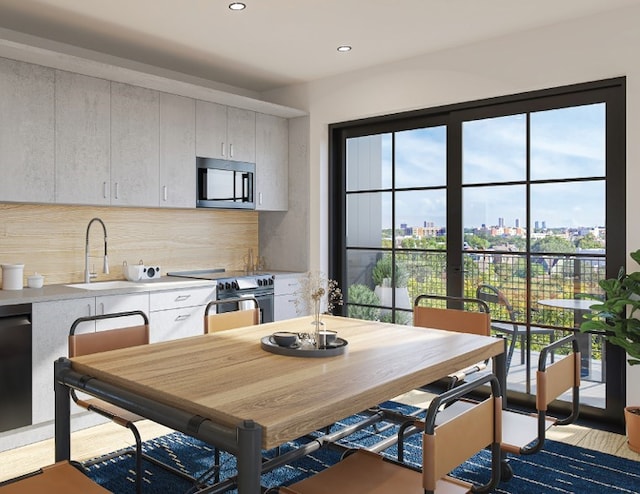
259, 192, 263, 205
103, 181, 108, 199
87, 303, 92, 316
229, 143, 234, 158
99, 302, 105, 315
163, 185, 168, 202
221, 142, 226, 157
114, 182, 120, 200
175, 294, 191, 302
175, 314, 190, 322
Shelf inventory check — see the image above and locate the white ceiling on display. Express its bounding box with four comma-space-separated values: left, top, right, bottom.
0, 0, 637, 93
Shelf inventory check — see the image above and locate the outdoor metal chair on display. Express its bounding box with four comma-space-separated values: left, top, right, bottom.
279, 374, 503, 494
476, 283, 556, 372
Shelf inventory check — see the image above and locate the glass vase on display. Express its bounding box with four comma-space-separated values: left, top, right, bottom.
311, 299, 324, 349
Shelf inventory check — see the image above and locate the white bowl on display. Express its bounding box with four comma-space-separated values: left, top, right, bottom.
27, 274, 44, 288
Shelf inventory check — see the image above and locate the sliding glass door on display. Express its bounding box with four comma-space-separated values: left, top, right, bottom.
330, 78, 626, 424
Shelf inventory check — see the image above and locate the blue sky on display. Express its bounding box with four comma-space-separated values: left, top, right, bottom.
368, 103, 606, 230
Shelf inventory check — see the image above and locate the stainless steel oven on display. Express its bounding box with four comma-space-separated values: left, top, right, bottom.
215, 275, 274, 324
167, 270, 274, 323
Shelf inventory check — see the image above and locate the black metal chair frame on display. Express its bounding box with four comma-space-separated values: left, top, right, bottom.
69, 310, 201, 493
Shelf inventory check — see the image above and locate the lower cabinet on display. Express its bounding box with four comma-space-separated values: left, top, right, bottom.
31, 297, 95, 425
29, 285, 214, 430
274, 273, 305, 321
149, 286, 216, 343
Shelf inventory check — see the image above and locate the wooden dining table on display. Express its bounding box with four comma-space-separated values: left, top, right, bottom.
54, 315, 505, 493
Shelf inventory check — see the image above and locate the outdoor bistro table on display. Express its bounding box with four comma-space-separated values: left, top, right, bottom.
54, 315, 505, 493
537, 298, 599, 378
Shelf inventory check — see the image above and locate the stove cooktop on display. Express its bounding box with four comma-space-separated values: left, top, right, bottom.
166, 269, 274, 290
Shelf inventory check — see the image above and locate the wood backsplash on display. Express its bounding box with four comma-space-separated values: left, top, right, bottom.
0, 203, 258, 285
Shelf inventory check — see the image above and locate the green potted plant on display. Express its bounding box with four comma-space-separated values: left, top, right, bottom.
581, 249, 640, 453
372, 255, 411, 311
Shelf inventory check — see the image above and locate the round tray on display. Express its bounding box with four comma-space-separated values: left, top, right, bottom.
260, 335, 348, 358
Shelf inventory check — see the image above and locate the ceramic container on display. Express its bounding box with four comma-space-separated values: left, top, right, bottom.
1, 264, 24, 290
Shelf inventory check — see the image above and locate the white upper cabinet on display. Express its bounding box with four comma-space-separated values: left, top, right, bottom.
0, 58, 55, 203
55, 71, 111, 205
159, 93, 196, 208
110, 82, 160, 207
196, 101, 255, 163
256, 113, 288, 211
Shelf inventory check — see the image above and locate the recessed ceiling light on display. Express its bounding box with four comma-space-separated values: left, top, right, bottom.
337, 45, 352, 52
229, 2, 246, 10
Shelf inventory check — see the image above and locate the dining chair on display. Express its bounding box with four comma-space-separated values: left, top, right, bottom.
0, 461, 109, 493
428, 334, 580, 480
69, 310, 196, 494
413, 294, 492, 390
204, 296, 260, 333
501, 333, 580, 457
476, 283, 556, 372
279, 373, 503, 494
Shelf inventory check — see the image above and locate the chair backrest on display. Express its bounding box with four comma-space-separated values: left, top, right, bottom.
69, 310, 149, 357
422, 374, 502, 492
476, 283, 518, 321
413, 294, 491, 337
537, 334, 581, 411
204, 297, 260, 333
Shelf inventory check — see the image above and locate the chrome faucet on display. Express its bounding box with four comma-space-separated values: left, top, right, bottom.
84, 217, 109, 283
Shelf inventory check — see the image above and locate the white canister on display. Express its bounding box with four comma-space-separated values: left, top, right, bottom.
1, 264, 25, 290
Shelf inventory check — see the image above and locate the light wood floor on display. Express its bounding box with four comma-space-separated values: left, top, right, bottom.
1, 390, 638, 484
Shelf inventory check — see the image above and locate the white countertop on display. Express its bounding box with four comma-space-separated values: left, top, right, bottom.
0, 276, 216, 307
0, 271, 303, 307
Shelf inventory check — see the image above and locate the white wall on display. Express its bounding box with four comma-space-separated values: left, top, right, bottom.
263, 4, 640, 405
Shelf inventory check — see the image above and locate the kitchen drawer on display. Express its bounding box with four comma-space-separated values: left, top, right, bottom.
149, 286, 215, 312
274, 274, 303, 296
149, 305, 205, 343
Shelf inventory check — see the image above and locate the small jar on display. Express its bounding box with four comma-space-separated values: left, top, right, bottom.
27, 273, 44, 289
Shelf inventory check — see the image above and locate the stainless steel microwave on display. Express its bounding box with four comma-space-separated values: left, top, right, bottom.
196, 157, 255, 209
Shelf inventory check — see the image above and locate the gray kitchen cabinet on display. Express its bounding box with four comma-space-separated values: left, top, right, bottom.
196, 100, 227, 159
159, 93, 196, 208
227, 106, 256, 163
149, 285, 215, 342
110, 82, 160, 206
274, 273, 305, 321
256, 113, 289, 211
31, 297, 94, 425
55, 71, 111, 205
196, 100, 255, 162
0, 58, 55, 203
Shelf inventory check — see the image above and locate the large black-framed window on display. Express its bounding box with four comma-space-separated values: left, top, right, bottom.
329, 78, 626, 425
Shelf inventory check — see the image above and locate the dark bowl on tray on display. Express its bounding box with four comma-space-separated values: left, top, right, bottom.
271, 331, 299, 347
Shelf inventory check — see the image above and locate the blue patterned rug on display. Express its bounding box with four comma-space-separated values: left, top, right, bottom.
85, 401, 640, 493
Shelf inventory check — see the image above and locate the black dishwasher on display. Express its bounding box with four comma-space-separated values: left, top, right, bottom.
0, 303, 32, 433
